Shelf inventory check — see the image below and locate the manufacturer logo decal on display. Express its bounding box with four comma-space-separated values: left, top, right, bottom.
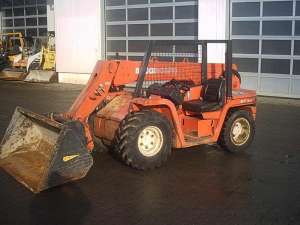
240, 98, 255, 104
135, 67, 177, 75
63, 154, 79, 162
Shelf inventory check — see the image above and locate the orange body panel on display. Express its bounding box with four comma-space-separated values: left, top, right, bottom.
94, 94, 133, 144
63, 60, 254, 151
93, 89, 256, 149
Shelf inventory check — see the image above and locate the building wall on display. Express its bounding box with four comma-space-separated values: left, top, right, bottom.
46, 0, 54, 31
0, 0, 48, 38
54, 0, 103, 83
231, 0, 300, 98
105, 0, 199, 60
1, 0, 298, 98
198, 0, 228, 63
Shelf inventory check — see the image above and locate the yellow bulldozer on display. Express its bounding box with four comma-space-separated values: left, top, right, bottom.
25, 32, 57, 82
0, 32, 28, 80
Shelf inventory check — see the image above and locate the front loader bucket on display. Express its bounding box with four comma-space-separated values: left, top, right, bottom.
0, 107, 93, 193
24, 70, 58, 83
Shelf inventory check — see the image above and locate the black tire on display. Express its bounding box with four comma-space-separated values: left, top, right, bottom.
114, 110, 172, 170
218, 110, 255, 153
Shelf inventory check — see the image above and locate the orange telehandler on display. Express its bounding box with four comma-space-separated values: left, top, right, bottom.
0, 40, 256, 193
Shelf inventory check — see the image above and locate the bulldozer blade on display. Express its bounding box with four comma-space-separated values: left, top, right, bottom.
24, 70, 58, 83
0, 107, 93, 193
0, 68, 27, 81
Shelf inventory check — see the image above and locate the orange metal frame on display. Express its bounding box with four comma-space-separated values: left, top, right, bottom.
63, 60, 256, 151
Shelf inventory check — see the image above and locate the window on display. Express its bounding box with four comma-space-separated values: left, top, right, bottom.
263, 1, 293, 17
38, 28, 47, 36
293, 60, 300, 75
175, 23, 198, 36
232, 21, 260, 35
128, 40, 148, 52
128, 24, 148, 36
262, 21, 292, 36
106, 9, 126, 21
0, 0, 48, 37
2, 0, 13, 7
151, 0, 172, 3
14, 0, 25, 6
128, 8, 148, 21
262, 40, 291, 55
151, 23, 173, 36
175, 6, 198, 19
151, 7, 173, 20
107, 40, 126, 52
26, 18, 37, 26
233, 58, 259, 73
37, 0, 46, 4
14, 8, 24, 16
295, 21, 300, 35
296, 1, 300, 16
3, 9, 13, 17
106, 0, 125, 6
26, 7, 37, 15
107, 25, 126, 37
37, 5, 47, 15
294, 41, 300, 55
232, 39, 259, 54
3, 19, 13, 27
14, 19, 25, 27
128, 0, 147, 5
25, 0, 36, 4
261, 59, 290, 74
26, 28, 37, 37
232, 2, 260, 17
38, 17, 47, 26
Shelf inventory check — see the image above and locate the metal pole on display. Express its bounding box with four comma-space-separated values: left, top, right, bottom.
134, 40, 154, 97
226, 40, 232, 98
201, 41, 207, 83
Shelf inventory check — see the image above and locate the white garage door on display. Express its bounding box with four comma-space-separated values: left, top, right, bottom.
231, 0, 300, 98
105, 0, 199, 61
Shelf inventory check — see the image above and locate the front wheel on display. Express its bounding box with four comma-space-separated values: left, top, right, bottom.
114, 110, 172, 170
218, 110, 255, 153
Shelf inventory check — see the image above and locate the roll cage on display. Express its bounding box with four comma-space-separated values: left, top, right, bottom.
134, 40, 233, 100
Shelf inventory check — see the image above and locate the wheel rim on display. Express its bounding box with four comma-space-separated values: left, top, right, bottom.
138, 126, 164, 157
230, 117, 251, 146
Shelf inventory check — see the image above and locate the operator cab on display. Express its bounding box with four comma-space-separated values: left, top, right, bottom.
146, 77, 226, 113
136, 40, 234, 114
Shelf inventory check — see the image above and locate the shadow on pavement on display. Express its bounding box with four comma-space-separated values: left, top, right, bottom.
29, 184, 91, 225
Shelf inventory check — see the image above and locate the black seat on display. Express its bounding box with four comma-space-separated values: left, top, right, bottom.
182, 78, 225, 113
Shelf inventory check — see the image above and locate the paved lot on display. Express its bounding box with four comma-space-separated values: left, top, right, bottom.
0, 81, 300, 225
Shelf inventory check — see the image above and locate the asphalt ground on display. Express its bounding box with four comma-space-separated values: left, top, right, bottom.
0, 81, 300, 225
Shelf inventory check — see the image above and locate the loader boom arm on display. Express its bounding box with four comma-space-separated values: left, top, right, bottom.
63, 60, 139, 150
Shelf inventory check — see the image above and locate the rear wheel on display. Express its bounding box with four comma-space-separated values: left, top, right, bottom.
218, 110, 255, 153
114, 110, 172, 170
